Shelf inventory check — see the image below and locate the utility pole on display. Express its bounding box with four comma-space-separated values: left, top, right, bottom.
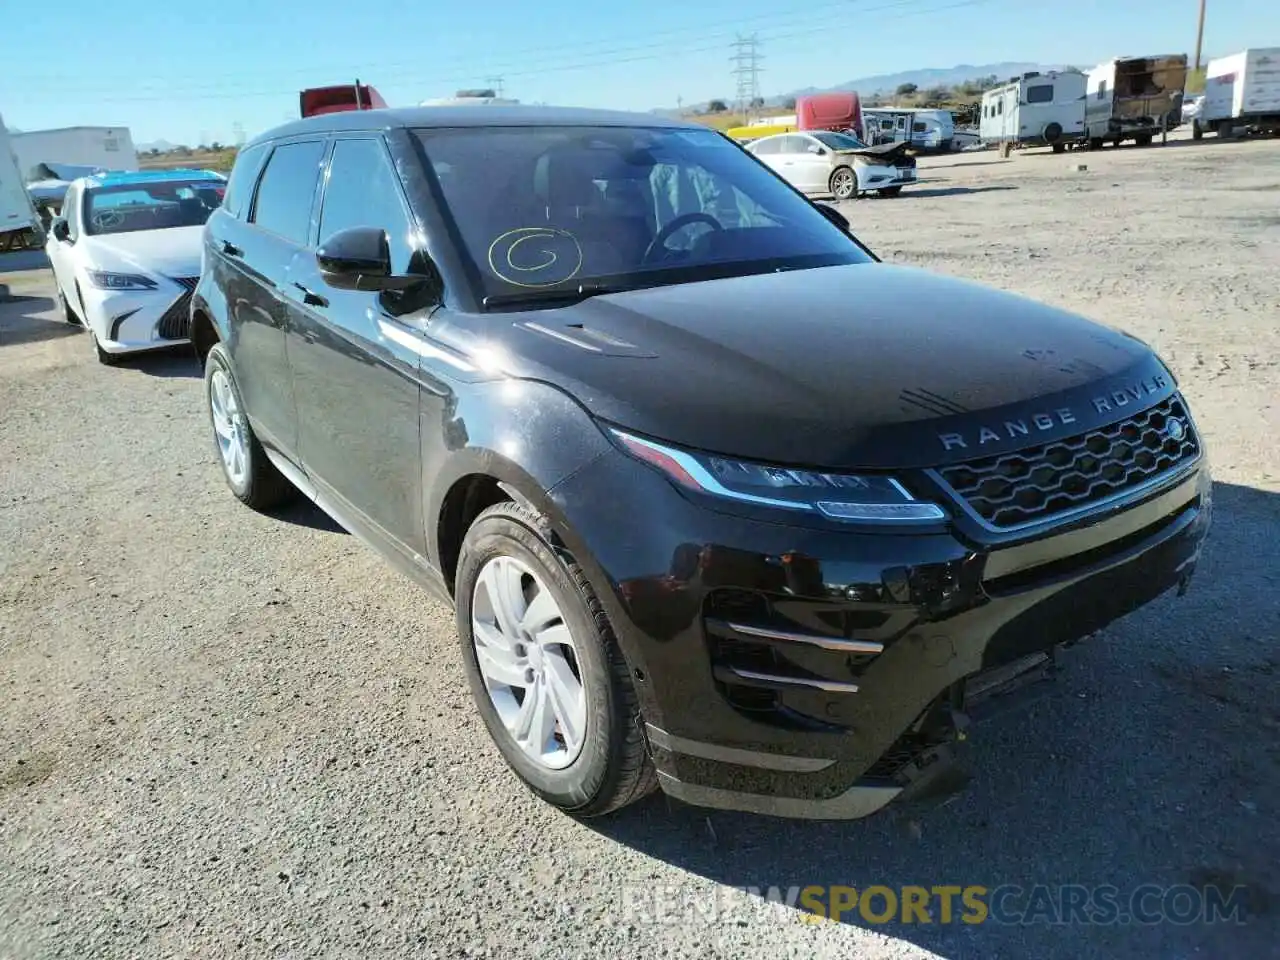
1193, 0, 1206, 72
730, 34, 763, 123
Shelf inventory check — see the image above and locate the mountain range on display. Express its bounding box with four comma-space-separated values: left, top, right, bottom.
661, 61, 1068, 114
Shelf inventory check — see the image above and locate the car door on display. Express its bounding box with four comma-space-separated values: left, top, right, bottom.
785, 135, 830, 193
283, 135, 428, 558
47, 183, 80, 306
224, 137, 326, 460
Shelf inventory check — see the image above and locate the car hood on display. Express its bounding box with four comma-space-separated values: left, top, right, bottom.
84, 226, 203, 280
440, 263, 1176, 470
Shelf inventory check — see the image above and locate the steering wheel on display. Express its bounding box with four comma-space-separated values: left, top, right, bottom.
642, 212, 724, 263
91, 209, 125, 231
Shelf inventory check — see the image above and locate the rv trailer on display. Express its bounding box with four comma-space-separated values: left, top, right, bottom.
862, 107, 955, 151
1194, 48, 1280, 139
1084, 55, 1187, 148
979, 70, 1086, 152
0, 115, 42, 252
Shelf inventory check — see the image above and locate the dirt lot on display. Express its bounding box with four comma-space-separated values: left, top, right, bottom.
2, 135, 1278, 960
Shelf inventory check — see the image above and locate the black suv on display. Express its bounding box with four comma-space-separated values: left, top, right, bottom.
192, 106, 1211, 820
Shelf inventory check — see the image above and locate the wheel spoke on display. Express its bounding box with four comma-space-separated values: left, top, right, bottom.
543, 651, 585, 754
212, 413, 233, 440
475, 641, 527, 688
520, 585, 561, 636
534, 623, 572, 651
481, 558, 526, 640
513, 677, 556, 756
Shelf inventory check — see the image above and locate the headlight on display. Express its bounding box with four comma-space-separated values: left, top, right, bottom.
610, 428, 946, 523
86, 270, 157, 291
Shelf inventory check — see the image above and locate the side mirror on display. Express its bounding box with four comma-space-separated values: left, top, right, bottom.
814, 203, 850, 231
52, 218, 71, 242
317, 226, 421, 292
807, 143, 825, 155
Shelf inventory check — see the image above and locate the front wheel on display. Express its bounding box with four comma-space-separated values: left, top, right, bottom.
203, 342, 295, 509
830, 166, 858, 200
455, 501, 656, 817
57, 289, 79, 325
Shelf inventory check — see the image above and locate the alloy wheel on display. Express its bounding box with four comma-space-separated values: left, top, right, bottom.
832, 168, 857, 200
471, 555, 587, 770
209, 368, 249, 487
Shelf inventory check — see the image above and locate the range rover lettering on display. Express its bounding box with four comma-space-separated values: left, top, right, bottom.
191, 107, 1211, 819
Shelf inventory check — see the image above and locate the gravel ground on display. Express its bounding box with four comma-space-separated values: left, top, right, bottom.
2, 133, 1278, 960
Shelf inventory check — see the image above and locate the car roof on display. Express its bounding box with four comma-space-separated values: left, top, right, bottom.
83, 168, 226, 188
246, 104, 702, 148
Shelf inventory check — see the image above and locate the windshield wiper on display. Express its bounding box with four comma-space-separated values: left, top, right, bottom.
482, 282, 630, 311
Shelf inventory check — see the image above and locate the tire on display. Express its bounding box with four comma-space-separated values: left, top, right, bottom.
203, 342, 295, 510
1051, 143, 1066, 154
455, 501, 656, 818
85, 324, 123, 366
57, 289, 79, 325
878, 186, 903, 198
1043, 122, 1063, 145
1089, 137, 1104, 150
829, 166, 858, 201
1135, 133, 1153, 147
1192, 120, 1203, 141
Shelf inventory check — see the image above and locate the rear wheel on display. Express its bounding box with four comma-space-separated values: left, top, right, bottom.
455, 501, 656, 817
203, 342, 295, 509
1051, 142, 1066, 154
1135, 133, 1153, 147
830, 166, 858, 200
1192, 120, 1204, 141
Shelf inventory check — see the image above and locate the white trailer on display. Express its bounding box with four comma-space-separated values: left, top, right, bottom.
862, 107, 955, 151
979, 70, 1087, 152
1084, 55, 1187, 148
0, 115, 42, 251
1194, 48, 1280, 139
9, 126, 138, 180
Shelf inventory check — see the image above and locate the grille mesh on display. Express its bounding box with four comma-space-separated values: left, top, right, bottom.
156, 291, 193, 340
937, 395, 1199, 529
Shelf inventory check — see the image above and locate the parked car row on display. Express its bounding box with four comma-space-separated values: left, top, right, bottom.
41, 105, 1213, 824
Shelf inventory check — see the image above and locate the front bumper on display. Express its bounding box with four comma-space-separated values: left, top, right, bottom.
80, 277, 196, 353
549, 441, 1212, 820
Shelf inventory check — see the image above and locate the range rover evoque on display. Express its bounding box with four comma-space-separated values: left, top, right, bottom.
191, 106, 1211, 820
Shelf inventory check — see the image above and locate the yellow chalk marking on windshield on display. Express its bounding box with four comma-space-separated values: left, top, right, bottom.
487, 227, 584, 288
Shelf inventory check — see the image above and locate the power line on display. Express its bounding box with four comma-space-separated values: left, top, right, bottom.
19, 0, 995, 106
731, 34, 764, 121
23, 0, 971, 98
484, 76, 506, 98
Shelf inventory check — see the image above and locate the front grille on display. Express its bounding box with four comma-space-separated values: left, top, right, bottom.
156, 291, 193, 340
937, 395, 1199, 529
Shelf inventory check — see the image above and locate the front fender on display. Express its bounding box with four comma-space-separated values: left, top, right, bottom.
422, 376, 614, 568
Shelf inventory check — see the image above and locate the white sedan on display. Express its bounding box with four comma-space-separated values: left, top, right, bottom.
45, 169, 225, 365
745, 130, 917, 200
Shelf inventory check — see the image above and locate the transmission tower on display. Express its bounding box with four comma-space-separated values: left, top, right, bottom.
485, 76, 506, 98
730, 34, 763, 121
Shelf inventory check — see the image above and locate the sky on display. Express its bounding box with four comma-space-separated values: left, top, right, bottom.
2, 0, 1273, 146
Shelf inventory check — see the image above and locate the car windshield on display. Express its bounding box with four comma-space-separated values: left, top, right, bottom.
413, 125, 871, 306
84, 180, 225, 236
811, 131, 870, 150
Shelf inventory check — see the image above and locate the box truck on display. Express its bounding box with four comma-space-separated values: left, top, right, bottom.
1084, 55, 1187, 148
1194, 48, 1280, 139
9, 126, 137, 179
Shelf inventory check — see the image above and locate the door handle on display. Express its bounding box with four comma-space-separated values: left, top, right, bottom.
221, 240, 243, 257
292, 282, 328, 308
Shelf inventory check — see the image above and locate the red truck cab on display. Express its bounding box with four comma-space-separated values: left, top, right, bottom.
796, 91, 863, 135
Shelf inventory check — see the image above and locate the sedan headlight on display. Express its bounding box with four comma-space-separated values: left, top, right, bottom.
610, 428, 946, 523
86, 270, 157, 291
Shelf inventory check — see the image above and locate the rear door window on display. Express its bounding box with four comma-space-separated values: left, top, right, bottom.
250, 140, 326, 245
750, 137, 783, 155
222, 142, 269, 219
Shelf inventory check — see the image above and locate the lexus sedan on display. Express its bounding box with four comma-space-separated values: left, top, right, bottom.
191, 106, 1210, 820
45, 168, 225, 364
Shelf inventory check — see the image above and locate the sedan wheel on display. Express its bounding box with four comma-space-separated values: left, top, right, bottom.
830, 166, 858, 200
471, 555, 587, 769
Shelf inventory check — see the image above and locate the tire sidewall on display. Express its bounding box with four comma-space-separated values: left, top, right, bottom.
203, 344, 254, 500
455, 508, 619, 811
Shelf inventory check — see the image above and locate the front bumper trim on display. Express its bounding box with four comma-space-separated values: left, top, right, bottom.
645, 724, 835, 772
657, 770, 900, 820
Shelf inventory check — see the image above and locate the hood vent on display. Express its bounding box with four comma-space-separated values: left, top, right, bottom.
518, 320, 657, 358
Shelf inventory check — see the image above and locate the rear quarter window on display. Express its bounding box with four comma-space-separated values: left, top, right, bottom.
221, 142, 269, 220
